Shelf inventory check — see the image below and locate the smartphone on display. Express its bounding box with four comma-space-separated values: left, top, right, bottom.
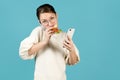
67, 28, 75, 39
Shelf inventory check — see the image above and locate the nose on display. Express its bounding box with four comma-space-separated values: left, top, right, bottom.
48, 21, 54, 27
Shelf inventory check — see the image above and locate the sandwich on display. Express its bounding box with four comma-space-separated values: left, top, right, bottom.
52, 24, 61, 33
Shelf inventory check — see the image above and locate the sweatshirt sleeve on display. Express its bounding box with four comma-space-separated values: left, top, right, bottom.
19, 27, 40, 60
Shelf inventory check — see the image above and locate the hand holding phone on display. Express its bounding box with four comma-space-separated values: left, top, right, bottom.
63, 28, 75, 54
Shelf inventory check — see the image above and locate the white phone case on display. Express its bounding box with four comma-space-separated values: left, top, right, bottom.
67, 28, 75, 39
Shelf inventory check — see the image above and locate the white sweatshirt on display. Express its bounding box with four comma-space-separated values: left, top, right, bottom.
19, 26, 80, 80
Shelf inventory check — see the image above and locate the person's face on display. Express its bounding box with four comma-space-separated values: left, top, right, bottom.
39, 13, 58, 29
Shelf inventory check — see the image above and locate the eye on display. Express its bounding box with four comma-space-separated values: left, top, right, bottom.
41, 20, 47, 24
50, 16, 55, 20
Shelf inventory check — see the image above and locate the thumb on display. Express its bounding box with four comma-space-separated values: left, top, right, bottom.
67, 35, 71, 41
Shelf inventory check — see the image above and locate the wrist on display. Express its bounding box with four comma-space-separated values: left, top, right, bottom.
42, 41, 48, 46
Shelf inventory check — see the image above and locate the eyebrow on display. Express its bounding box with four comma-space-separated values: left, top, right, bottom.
40, 16, 55, 21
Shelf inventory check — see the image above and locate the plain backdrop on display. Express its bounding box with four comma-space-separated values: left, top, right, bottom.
0, 0, 120, 80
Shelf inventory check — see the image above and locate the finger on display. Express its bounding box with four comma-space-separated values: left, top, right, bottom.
65, 36, 73, 45
64, 39, 70, 45
45, 27, 52, 32
48, 27, 55, 31
67, 35, 74, 44
44, 30, 53, 38
45, 28, 53, 34
48, 30, 53, 34
63, 43, 72, 51
67, 35, 71, 41
63, 41, 71, 49
48, 30, 55, 37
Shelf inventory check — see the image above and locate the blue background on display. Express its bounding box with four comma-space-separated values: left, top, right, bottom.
0, 0, 120, 80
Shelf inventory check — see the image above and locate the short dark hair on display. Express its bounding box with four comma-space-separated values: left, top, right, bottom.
36, 4, 56, 20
